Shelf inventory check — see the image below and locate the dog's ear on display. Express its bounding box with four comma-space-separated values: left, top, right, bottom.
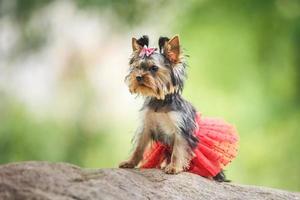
159, 35, 180, 63
132, 37, 142, 52
163, 35, 180, 63
132, 35, 149, 52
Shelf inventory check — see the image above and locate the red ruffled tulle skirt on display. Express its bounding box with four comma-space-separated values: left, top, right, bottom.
140, 113, 239, 177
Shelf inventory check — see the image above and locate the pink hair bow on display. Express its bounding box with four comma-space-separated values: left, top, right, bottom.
139, 46, 157, 57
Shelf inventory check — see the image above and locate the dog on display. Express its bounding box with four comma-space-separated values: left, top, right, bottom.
119, 35, 239, 181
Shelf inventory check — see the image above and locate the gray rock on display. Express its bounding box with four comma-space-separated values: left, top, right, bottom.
0, 161, 299, 200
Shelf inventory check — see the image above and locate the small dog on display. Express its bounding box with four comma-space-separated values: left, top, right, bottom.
119, 35, 238, 181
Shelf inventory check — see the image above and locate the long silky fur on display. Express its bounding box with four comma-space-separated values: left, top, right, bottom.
143, 94, 198, 148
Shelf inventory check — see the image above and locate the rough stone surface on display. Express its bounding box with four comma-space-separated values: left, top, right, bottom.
0, 161, 299, 200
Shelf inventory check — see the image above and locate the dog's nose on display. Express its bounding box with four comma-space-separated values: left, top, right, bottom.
136, 76, 143, 82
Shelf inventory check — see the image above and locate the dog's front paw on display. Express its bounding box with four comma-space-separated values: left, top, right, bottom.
164, 164, 183, 174
119, 160, 136, 168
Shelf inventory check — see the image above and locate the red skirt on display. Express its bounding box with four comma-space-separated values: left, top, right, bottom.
140, 113, 239, 177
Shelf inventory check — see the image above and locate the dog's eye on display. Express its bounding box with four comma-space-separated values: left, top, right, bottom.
149, 65, 158, 73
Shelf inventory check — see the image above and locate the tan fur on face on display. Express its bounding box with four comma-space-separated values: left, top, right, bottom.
126, 59, 176, 100
127, 70, 159, 98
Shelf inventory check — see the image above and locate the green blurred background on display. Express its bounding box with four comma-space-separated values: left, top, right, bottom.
0, 0, 299, 191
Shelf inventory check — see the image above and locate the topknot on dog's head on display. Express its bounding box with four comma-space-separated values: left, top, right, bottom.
158, 37, 170, 53
137, 35, 149, 47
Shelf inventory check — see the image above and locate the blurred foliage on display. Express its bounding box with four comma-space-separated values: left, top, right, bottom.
0, 93, 130, 167
1, 0, 169, 25
178, 0, 300, 190
1, 0, 300, 191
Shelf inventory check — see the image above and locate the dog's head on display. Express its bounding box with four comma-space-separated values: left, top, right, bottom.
125, 35, 187, 100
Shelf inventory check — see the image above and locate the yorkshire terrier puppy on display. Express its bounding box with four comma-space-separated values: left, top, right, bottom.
119, 35, 239, 181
